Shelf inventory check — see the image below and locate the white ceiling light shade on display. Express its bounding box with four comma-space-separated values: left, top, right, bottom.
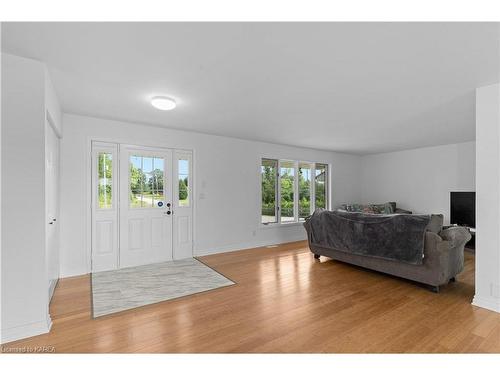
151, 96, 176, 111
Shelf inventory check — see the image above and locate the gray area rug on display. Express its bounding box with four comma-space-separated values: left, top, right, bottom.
91, 258, 235, 318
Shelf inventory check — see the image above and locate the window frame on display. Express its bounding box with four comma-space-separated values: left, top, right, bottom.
260, 158, 330, 227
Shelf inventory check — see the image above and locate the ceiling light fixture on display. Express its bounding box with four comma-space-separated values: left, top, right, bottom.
151, 96, 176, 111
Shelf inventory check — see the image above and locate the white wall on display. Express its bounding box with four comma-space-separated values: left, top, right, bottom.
360, 142, 476, 224
44, 70, 62, 135
473, 83, 500, 313
59, 114, 362, 277
1, 54, 50, 342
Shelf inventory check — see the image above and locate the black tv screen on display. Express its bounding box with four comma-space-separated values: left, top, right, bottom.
450, 192, 475, 228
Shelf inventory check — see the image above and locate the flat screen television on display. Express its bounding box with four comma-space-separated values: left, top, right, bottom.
450, 192, 475, 228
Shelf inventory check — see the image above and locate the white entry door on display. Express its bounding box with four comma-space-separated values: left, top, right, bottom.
119, 145, 174, 268
91, 143, 193, 272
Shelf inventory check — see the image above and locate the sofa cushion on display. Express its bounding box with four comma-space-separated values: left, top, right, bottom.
426, 214, 444, 233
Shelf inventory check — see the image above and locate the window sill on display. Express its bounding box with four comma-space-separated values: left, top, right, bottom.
260, 221, 305, 229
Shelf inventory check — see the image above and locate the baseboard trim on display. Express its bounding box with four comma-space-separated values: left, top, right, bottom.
472, 295, 500, 313
194, 237, 307, 257
1, 317, 52, 344
62, 238, 309, 277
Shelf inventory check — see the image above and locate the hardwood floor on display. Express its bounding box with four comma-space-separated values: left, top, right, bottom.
2, 241, 499, 353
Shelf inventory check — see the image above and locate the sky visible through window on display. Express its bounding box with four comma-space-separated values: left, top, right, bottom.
178, 159, 189, 175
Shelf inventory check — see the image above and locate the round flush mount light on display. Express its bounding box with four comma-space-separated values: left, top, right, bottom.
151, 96, 176, 111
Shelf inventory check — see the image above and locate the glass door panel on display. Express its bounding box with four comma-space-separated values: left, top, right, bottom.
129, 155, 166, 208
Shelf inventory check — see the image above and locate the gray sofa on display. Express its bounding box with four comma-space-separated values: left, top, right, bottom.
304, 211, 471, 292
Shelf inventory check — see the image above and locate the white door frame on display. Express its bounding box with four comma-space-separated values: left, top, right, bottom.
88, 138, 195, 273
45, 115, 61, 302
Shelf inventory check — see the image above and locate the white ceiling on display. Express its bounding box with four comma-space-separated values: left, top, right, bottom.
2, 22, 499, 154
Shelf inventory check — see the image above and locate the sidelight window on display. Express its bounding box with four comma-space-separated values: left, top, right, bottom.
178, 158, 190, 207
97, 152, 113, 209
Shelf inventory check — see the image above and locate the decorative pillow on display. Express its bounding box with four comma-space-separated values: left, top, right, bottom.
388, 202, 397, 212
426, 214, 444, 233
370, 202, 395, 214
362, 206, 376, 214
344, 203, 364, 212
339, 202, 394, 214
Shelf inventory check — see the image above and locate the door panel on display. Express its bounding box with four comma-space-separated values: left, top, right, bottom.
119, 145, 173, 268
95, 221, 114, 254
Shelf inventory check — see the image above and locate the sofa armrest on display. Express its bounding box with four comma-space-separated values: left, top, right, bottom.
438, 227, 471, 279
422, 231, 455, 285
439, 227, 472, 248
303, 218, 313, 244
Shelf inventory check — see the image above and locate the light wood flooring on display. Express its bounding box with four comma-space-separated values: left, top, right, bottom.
2, 241, 499, 353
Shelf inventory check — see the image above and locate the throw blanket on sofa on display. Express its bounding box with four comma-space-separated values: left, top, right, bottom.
303, 210, 431, 265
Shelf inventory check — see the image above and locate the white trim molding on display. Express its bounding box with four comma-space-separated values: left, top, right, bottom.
1, 317, 52, 344
472, 295, 500, 313
194, 237, 307, 257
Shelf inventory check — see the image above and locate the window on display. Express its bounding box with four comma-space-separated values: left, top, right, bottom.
315, 163, 328, 210
178, 158, 190, 207
280, 161, 296, 223
261, 159, 328, 224
298, 162, 312, 220
97, 152, 113, 209
129, 155, 164, 208
261, 159, 278, 224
